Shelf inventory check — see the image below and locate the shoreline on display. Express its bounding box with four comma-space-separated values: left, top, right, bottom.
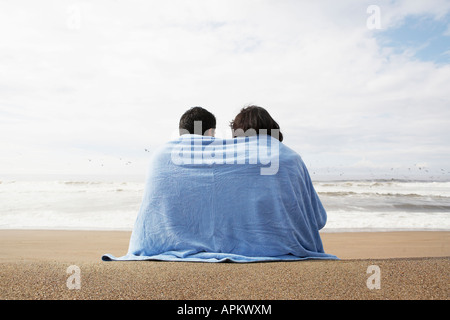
1, 227, 448, 232
0, 229, 449, 262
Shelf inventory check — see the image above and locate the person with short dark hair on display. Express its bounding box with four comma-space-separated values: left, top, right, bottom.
230, 105, 283, 142
179, 106, 216, 137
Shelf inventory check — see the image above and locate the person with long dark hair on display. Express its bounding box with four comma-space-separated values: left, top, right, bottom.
230, 105, 283, 142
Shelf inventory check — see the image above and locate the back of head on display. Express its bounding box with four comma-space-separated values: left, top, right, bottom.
179, 107, 216, 136
230, 105, 283, 142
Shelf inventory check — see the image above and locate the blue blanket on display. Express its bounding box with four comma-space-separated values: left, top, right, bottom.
102, 135, 337, 262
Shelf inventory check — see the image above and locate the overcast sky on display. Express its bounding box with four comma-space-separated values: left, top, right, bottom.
1, 0, 449, 180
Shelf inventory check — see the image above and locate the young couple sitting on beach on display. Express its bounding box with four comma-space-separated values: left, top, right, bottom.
102, 106, 337, 262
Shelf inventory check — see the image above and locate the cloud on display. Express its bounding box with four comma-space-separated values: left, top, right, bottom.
0, 0, 449, 178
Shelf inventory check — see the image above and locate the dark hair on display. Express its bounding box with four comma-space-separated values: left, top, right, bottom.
179, 107, 216, 136
230, 105, 283, 142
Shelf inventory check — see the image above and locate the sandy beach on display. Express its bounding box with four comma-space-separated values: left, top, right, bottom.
0, 230, 448, 300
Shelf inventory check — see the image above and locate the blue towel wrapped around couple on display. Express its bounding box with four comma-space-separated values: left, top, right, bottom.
102, 135, 337, 262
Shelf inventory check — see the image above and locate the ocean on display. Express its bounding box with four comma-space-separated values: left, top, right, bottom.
1, 176, 449, 232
